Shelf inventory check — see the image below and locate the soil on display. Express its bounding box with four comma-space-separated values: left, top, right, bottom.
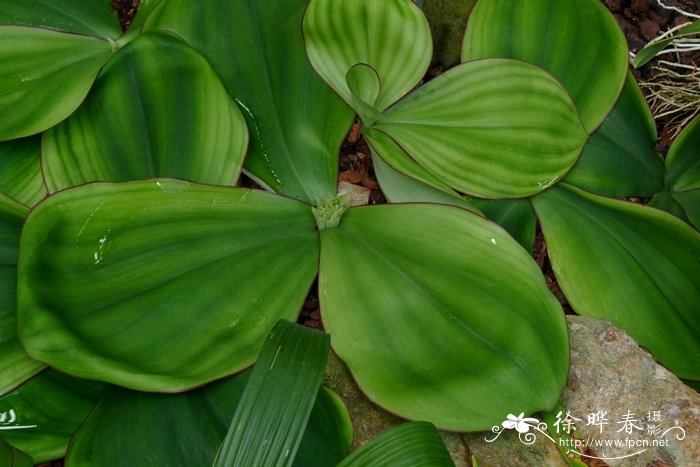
35, 1, 699, 466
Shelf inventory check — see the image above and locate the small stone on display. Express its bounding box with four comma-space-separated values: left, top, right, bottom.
337, 181, 370, 207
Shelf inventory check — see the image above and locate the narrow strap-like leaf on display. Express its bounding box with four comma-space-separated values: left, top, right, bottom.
213, 320, 330, 467
338, 422, 454, 467
633, 19, 700, 68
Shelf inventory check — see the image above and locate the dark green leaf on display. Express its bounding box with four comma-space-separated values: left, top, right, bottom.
0, 136, 46, 208
320, 204, 568, 431
0, 0, 122, 38
338, 422, 454, 467
565, 73, 664, 197
42, 32, 248, 191
374, 59, 587, 198
532, 184, 700, 379
469, 199, 537, 253
0, 437, 33, 467
18, 180, 319, 391
214, 320, 330, 467
656, 116, 700, 229
462, 0, 628, 133
292, 388, 352, 467
145, 0, 354, 203
0, 27, 114, 140
665, 115, 700, 192
66, 373, 250, 467
0, 370, 105, 463
0, 194, 44, 395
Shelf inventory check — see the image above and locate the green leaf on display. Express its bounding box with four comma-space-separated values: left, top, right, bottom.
0, 26, 114, 140
303, 0, 432, 113
462, 0, 628, 133
374, 59, 587, 198
18, 180, 320, 391
0, 437, 32, 467
469, 199, 537, 253
66, 374, 350, 467
0, 370, 105, 463
66, 373, 250, 467
633, 19, 700, 68
292, 388, 352, 467
42, 32, 248, 191
0, 194, 44, 395
0, 136, 46, 208
145, 0, 354, 203
665, 115, 700, 192
565, 73, 664, 197
657, 116, 700, 229
319, 204, 568, 431
214, 320, 329, 467
338, 422, 454, 467
0, 0, 122, 39
649, 189, 688, 223
532, 184, 700, 379
366, 130, 478, 213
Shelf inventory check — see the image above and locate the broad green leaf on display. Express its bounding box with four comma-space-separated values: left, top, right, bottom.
292, 388, 352, 467
303, 0, 432, 113
366, 129, 478, 212
532, 184, 700, 379
0, 194, 44, 395
0, 0, 122, 39
462, 0, 628, 133
42, 32, 248, 192
18, 180, 319, 391
565, 73, 663, 197
0, 370, 105, 463
0, 437, 32, 467
0, 136, 46, 208
0, 26, 114, 140
469, 199, 537, 253
145, 0, 354, 203
374, 59, 587, 198
66, 373, 250, 467
338, 422, 454, 467
214, 320, 329, 467
633, 19, 700, 68
319, 204, 568, 431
